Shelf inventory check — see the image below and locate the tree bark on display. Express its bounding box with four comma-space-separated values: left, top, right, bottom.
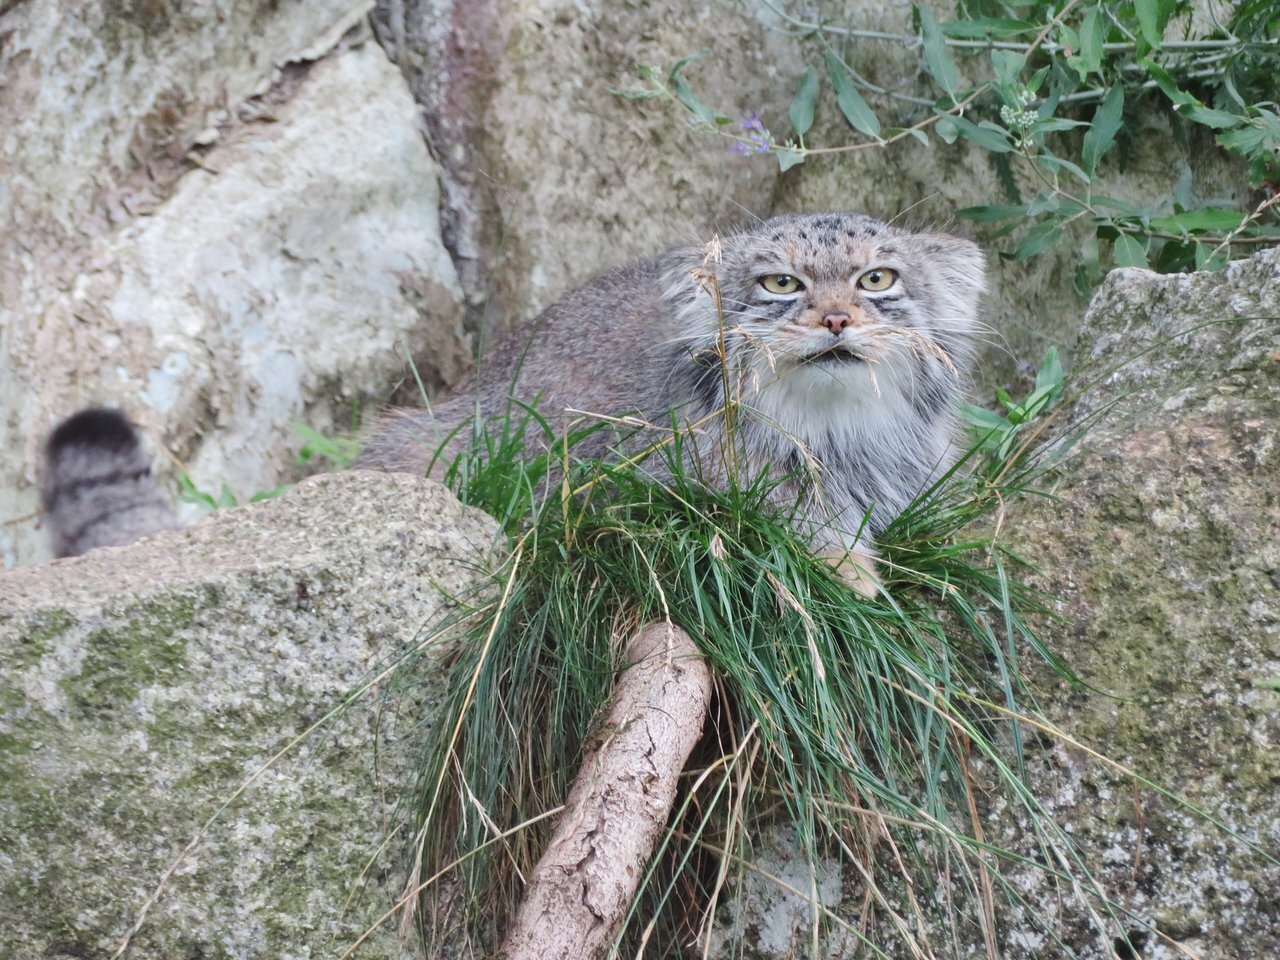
499, 621, 711, 960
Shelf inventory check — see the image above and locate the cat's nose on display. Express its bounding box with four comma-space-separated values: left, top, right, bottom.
822, 312, 852, 334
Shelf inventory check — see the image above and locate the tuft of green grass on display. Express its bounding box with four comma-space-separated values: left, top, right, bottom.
382, 354, 1174, 958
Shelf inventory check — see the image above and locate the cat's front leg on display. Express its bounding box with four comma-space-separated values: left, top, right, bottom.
757, 468, 884, 598
816, 545, 883, 599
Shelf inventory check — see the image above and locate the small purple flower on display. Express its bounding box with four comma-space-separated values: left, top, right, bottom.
729, 110, 773, 157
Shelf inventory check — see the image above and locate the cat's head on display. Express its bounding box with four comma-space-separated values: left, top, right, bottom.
663, 212, 985, 413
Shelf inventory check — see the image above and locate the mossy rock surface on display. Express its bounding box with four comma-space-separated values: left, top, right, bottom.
987, 251, 1280, 959
0, 472, 500, 960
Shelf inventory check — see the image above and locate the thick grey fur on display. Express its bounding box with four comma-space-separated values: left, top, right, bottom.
359, 212, 985, 562
41, 408, 178, 558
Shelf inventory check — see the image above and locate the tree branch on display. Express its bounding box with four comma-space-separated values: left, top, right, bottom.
499, 621, 712, 960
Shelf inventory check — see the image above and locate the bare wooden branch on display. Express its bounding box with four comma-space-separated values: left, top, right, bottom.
499, 621, 712, 960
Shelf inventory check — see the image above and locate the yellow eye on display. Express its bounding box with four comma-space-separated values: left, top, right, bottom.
857, 268, 898, 292
759, 274, 803, 294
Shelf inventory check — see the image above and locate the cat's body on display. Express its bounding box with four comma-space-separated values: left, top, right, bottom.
39, 213, 983, 588
360, 213, 986, 591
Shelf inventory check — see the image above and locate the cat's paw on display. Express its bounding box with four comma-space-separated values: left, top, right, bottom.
820, 548, 883, 600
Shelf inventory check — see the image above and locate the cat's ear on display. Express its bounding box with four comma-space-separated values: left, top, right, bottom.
915, 234, 986, 314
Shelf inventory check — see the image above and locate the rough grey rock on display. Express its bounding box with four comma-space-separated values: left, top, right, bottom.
5, 0, 1256, 574
707, 250, 1280, 958
1, 7, 467, 568
989, 250, 1280, 959
372, 0, 785, 330
0, 472, 501, 959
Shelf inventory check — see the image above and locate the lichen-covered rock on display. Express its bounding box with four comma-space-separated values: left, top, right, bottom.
0, 472, 501, 959
1, 6, 467, 568
990, 250, 1280, 959
707, 250, 1280, 959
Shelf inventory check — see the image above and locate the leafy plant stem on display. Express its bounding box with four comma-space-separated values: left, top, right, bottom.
764, 4, 1268, 56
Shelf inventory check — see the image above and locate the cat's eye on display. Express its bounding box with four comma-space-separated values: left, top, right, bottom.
856, 268, 898, 292
759, 274, 804, 294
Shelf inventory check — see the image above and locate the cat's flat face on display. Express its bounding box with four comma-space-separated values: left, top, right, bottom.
666, 213, 986, 433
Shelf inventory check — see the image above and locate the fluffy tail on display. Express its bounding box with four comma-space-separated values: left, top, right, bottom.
41, 408, 177, 558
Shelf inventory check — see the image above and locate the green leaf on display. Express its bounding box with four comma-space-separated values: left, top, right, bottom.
1036, 151, 1091, 184
949, 114, 1013, 153
610, 88, 660, 101
777, 148, 806, 172
789, 67, 818, 139
667, 51, 709, 84
1078, 6, 1104, 79
1026, 65, 1050, 95
1217, 124, 1268, 154
1194, 242, 1229, 271
1142, 59, 1196, 107
990, 49, 1024, 87
1031, 117, 1089, 134
1081, 85, 1124, 175
935, 115, 959, 144
920, 5, 959, 96
671, 75, 715, 125
1091, 195, 1143, 216
1113, 233, 1149, 268
1135, 0, 1165, 50
178, 474, 219, 511
825, 54, 880, 138
1221, 72, 1247, 111
1183, 105, 1245, 130
294, 423, 361, 469
1026, 192, 1061, 217
1013, 222, 1063, 260
1034, 346, 1063, 398
216, 482, 238, 509
1057, 24, 1081, 58
1150, 208, 1247, 233
667, 52, 716, 124
1023, 383, 1056, 417
956, 204, 1028, 222
960, 403, 1011, 433
249, 484, 292, 503
1218, 113, 1280, 184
